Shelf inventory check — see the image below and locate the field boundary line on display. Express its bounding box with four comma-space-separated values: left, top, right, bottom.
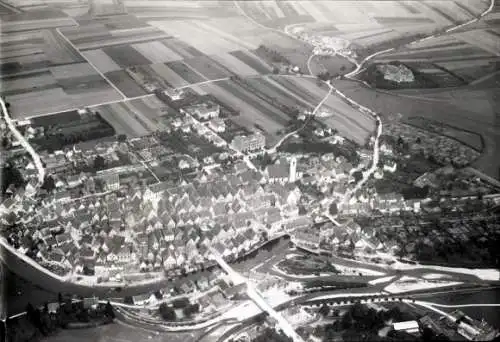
180, 61, 211, 81
176, 77, 230, 90
55, 28, 127, 100
22, 94, 156, 120
469, 69, 500, 85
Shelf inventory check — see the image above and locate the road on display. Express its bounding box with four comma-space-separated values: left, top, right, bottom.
1, 97, 45, 186
176, 77, 230, 90
265, 82, 333, 155
209, 247, 305, 342
215, 285, 500, 342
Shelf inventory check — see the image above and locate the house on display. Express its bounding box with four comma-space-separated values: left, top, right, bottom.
54, 191, 71, 203
292, 228, 319, 249
0, 198, 15, 213
181, 102, 220, 120
383, 161, 397, 173
223, 283, 247, 299
103, 173, 120, 191
132, 293, 154, 306
231, 132, 265, 153
392, 320, 420, 334
208, 118, 226, 132
49, 249, 65, 263
66, 174, 83, 188
213, 242, 232, 259
163, 250, 177, 270
185, 239, 198, 261
266, 164, 289, 185
117, 245, 134, 263
163, 87, 184, 101
55, 233, 71, 245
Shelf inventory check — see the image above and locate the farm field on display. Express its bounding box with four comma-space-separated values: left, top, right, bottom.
332, 79, 499, 178
105, 70, 149, 98
318, 93, 376, 146
244, 76, 314, 111
276, 73, 380, 145
0, 28, 122, 118
226, 74, 375, 146
60, 16, 170, 51
182, 55, 233, 80
124, 0, 236, 20
149, 63, 190, 89
125, 95, 170, 130
93, 100, 152, 137
269, 75, 327, 105
198, 79, 294, 146
373, 7, 500, 84
237, 0, 486, 43
1, 7, 76, 33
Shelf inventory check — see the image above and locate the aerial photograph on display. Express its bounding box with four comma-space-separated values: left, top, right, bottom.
1, 0, 499, 341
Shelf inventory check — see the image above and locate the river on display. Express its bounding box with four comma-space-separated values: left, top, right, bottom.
6, 266, 500, 328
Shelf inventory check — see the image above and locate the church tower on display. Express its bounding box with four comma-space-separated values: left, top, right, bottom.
289, 157, 297, 183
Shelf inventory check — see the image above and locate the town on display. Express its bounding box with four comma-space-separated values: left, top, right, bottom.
1, 0, 500, 342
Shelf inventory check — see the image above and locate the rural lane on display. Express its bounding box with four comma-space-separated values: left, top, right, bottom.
266, 82, 333, 154
1, 97, 45, 186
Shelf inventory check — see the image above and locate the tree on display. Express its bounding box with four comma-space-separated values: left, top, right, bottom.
172, 297, 190, 309
41, 175, 55, 192
298, 205, 307, 216
353, 171, 363, 183
117, 134, 127, 142
183, 303, 200, 317
159, 303, 176, 321
319, 303, 330, 317
94, 155, 106, 170
329, 203, 338, 216
58, 292, 63, 303
104, 301, 115, 319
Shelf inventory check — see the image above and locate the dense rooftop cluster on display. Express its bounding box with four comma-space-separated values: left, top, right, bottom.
3, 151, 313, 279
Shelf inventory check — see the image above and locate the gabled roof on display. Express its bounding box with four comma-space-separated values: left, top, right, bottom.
267, 164, 289, 179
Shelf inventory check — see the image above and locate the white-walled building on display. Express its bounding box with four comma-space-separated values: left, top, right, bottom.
231, 132, 265, 153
